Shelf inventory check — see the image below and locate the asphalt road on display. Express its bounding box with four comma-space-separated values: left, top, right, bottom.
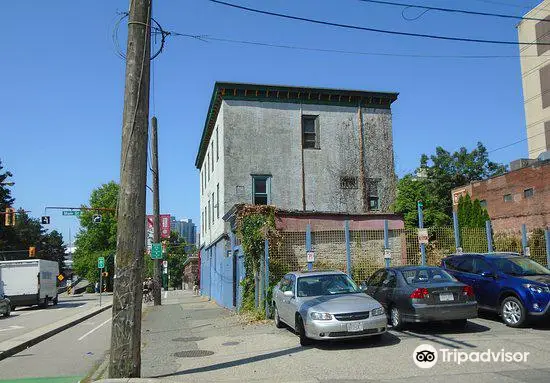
0, 306, 112, 382
0, 293, 112, 343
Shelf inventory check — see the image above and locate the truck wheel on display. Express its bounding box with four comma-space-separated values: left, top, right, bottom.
40, 298, 48, 308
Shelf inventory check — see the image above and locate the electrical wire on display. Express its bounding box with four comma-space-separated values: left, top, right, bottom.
206, 0, 550, 46
488, 130, 547, 153
356, 0, 550, 23
472, 0, 550, 13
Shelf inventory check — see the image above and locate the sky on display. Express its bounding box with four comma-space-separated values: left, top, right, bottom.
1, 0, 541, 245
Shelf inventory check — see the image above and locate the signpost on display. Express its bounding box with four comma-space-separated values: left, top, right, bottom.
62, 210, 81, 216
98, 257, 105, 306
151, 243, 163, 259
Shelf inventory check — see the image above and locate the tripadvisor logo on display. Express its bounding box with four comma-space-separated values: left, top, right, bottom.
413, 344, 529, 369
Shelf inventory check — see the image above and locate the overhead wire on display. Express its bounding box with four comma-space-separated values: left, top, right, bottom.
488, 130, 547, 153
206, 0, 550, 46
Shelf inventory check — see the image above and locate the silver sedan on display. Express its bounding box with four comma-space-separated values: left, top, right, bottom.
272, 271, 387, 346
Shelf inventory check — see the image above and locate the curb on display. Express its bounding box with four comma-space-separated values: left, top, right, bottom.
0, 303, 112, 361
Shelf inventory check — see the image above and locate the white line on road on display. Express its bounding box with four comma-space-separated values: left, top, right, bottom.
78, 317, 112, 341
0, 325, 24, 332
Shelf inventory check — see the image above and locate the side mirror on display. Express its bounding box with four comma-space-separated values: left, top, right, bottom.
480, 271, 494, 278
283, 290, 294, 298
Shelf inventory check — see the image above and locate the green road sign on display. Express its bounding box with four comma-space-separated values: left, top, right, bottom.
62, 210, 81, 216
151, 243, 163, 259
98, 257, 105, 269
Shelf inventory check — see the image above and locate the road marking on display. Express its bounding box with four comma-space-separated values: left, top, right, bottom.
0, 325, 24, 332
78, 317, 112, 341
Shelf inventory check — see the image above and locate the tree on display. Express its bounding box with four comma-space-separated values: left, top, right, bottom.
166, 231, 189, 289
73, 182, 118, 287
0, 159, 16, 250
395, 142, 506, 227
457, 194, 489, 228
40, 230, 67, 274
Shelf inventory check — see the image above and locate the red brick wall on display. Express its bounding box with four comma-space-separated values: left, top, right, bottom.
452, 162, 549, 234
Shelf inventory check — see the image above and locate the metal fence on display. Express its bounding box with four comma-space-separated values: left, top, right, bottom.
268, 226, 550, 284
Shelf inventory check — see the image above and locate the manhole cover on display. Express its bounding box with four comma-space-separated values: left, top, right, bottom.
174, 350, 214, 358
172, 336, 204, 342
222, 341, 240, 346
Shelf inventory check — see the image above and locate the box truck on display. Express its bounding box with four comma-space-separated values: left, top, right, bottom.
0, 259, 59, 309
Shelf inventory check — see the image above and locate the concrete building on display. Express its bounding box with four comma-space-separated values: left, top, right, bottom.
518, 1, 550, 159
451, 158, 549, 234
196, 82, 399, 308
170, 217, 196, 245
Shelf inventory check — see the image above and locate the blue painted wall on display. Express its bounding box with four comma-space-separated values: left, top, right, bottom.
200, 238, 237, 309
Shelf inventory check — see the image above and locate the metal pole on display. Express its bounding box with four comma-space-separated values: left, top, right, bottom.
306, 224, 312, 271
486, 220, 494, 252
418, 201, 426, 266
345, 220, 351, 276
545, 229, 550, 268
151, 116, 162, 306
521, 224, 528, 255
264, 238, 270, 317
99, 268, 103, 307
384, 219, 390, 268
452, 211, 460, 251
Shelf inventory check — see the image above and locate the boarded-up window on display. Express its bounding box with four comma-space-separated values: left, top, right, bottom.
540, 64, 550, 108
535, 16, 550, 56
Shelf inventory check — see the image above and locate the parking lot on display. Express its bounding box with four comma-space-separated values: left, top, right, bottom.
141, 291, 550, 383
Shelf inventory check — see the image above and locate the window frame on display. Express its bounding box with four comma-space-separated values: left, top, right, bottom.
524, 188, 534, 198
252, 175, 272, 205
367, 178, 380, 211
301, 115, 320, 150
503, 194, 513, 203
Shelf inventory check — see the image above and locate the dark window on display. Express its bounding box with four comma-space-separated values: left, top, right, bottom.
535, 16, 550, 56
367, 269, 386, 287
503, 194, 513, 202
456, 257, 474, 274
524, 188, 534, 198
540, 64, 550, 108
368, 178, 380, 210
444, 257, 461, 271
252, 175, 271, 205
216, 184, 220, 218
207, 153, 210, 181
211, 142, 214, 170
480, 200, 487, 208
473, 258, 492, 275
216, 127, 219, 161
340, 176, 358, 189
383, 271, 397, 288
302, 115, 319, 149
280, 276, 293, 292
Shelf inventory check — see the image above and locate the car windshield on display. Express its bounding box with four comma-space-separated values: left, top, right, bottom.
401, 268, 456, 284
494, 257, 550, 276
297, 274, 360, 297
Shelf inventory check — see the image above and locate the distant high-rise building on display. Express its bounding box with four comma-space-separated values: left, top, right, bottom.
170, 217, 197, 245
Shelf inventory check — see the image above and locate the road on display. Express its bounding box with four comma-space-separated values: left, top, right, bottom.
0, 306, 112, 382
0, 293, 112, 343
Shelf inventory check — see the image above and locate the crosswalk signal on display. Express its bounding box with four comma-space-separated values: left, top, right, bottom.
4, 208, 15, 226
29, 246, 36, 257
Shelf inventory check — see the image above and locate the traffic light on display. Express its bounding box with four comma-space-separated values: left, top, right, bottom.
29, 246, 36, 257
4, 208, 15, 226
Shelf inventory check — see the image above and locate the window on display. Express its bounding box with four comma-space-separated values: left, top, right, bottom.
456, 257, 474, 274
539, 64, 550, 108
383, 271, 397, 288
473, 258, 492, 275
535, 16, 550, 56
216, 184, 220, 218
302, 115, 319, 149
524, 188, 534, 198
200, 170, 203, 194
207, 200, 211, 231
503, 194, 513, 202
252, 175, 271, 205
216, 127, 219, 161
207, 153, 210, 181
280, 275, 295, 293
340, 176, 358, 189
480, 200, 487, 208
211, 192, 215, 224
367, 269, 386, 287
368, 178, 380, 210
211, 142, 214, 170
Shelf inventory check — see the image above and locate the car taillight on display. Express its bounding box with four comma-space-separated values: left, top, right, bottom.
410, 288, 429, 299
462, 286, 475, 297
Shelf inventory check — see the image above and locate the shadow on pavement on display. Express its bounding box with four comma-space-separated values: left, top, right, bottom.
152, 346, 305, 378
394, 321, 491, 349
478, 310, 550, 330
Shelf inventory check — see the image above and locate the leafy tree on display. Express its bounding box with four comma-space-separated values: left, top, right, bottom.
0, 159, 16, 250
166, 231, 188, 289
395, 142, 506, 227
73, 182, 118, 287
40, 230, 67, 274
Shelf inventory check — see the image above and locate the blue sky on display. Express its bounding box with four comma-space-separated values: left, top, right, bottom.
1, 0, 538, 244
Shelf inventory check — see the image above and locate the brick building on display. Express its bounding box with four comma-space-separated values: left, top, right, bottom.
451, 159, 549, 233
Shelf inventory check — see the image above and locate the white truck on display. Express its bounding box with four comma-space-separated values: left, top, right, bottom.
0, 259, 59, 309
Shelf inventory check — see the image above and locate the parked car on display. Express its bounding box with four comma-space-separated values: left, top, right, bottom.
441, 252, 550, 327
272, 271, 387, 346
0, 293, 10, 317
361, 266, 477, 330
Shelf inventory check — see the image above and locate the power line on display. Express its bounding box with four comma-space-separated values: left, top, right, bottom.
206, 0, 550, 46
488, 130, 547, 153
357, 0, 550, 23
168, 31, 543, 59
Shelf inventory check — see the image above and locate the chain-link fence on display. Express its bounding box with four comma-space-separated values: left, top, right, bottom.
269, 226, 550, 284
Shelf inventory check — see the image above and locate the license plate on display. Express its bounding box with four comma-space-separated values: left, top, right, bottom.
347, 322, 364, 332
439, 292, 454, 302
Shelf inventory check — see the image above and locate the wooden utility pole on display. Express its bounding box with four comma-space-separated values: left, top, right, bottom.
109, 0, 151, 378
152, 116, 162, 306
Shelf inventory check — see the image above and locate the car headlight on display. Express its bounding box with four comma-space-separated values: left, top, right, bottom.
310, 312, 333, 320
371, 307, 385, 316
524, 284, 550, 294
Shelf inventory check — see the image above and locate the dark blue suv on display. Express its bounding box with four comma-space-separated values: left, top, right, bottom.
441, 253, 550, 327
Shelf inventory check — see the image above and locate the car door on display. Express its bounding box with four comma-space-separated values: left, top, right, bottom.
455, 257, 476, 286
471, 257, 499, 307
376, 270, 397, 311
364, 269, 385, 298
278, 275, 295, 324
370, 270, 389, 305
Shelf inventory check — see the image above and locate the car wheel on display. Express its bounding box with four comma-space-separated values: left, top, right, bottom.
296, 315, 312, 346
390, 306, 404, 331
10, 305, 16, 311
501, 296, 526, 327
450, 319, 467, 329
274, 305, 284, 328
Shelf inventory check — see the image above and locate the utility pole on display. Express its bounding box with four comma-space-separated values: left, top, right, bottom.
109, 0, 151, 378
152, 116, 162, 306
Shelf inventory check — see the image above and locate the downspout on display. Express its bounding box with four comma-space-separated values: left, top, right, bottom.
300, 106, 306, 211
358, 101, 369, 212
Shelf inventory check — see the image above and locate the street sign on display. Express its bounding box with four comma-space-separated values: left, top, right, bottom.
383, 248, 392, 259
62, 210, 81, 216
41, 216, 51, 225
98, 257, 105, 269
151, 243, 163, 259
57, 274, 64, 282
525, 247, 531, 257
306, 251, 315, 263
162, 260, 168, 268
93, 214, 102, 224
418, 228, 429, 245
